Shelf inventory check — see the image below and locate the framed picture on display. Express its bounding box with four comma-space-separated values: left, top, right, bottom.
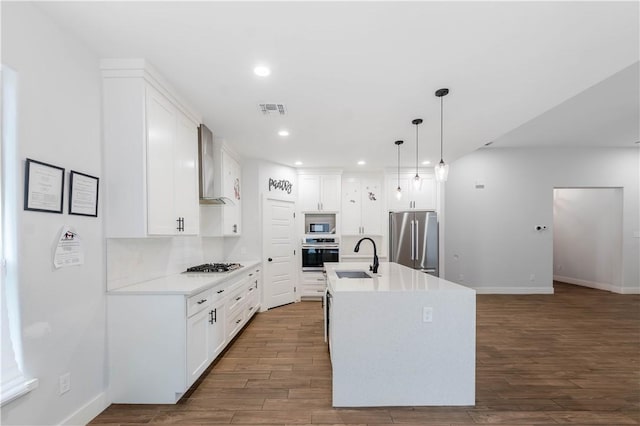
69, 170, 99, 217
24, 158, 65, 214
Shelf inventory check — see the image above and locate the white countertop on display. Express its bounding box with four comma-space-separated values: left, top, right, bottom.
325, 261, 475, 293
107, 260, 261, 296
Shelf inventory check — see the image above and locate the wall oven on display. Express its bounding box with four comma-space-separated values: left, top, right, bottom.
301, 237, 339, 271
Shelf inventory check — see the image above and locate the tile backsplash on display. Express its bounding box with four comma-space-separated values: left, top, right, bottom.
106, 236, 224, 290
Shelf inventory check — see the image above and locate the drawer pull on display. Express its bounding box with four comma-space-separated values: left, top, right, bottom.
197, 299, 207, 304
248, 287, 254, 292
235, 296, 242, 301
235, 319, 242, 324
249, 273, 254, 277
249, 306, 253, 311
216, 289, 225, 294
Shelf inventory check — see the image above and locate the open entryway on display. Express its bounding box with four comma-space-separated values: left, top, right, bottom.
553, 187, 624, 292
262, 197, 297, 309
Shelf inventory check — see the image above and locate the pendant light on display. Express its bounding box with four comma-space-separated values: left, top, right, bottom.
435, 88, 449, 182
394, 140, 404, 199
412, 118, 423, 189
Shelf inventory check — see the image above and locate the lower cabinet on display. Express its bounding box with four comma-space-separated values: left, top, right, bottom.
300, 271, 327, 299
108, 266, 261, 404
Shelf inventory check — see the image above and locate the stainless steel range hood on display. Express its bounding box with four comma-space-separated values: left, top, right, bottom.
198, 124, 233, 205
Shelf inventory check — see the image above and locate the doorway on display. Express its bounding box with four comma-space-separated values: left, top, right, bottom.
552, 187, 623, 292
262, 197, 297, 309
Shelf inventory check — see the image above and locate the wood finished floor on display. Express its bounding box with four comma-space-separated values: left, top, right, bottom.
91, 282, 640, 425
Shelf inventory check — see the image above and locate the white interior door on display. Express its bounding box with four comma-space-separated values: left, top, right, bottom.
263, 198, 297, 309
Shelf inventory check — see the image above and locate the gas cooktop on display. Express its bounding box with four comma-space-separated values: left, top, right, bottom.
185, 263, 243, 273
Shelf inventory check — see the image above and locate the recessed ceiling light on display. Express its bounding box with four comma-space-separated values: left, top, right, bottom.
253, 65, 271, 77
422, 160, 431, 165
357, 160, 366, 166
278, 130, 289, 137
294, 161, 303, 166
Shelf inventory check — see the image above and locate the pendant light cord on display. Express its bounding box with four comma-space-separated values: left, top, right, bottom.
397, 143, 401, 187
440, 96, 444, 162
415, 124, 419, 176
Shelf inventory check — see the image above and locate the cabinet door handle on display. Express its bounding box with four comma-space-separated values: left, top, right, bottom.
235, 296, 242, 301
197, 299, 207, 304
236, 319, 242, 324
217, 289, 225, 294
209, 308, 217, 324
249, 306, 254, 311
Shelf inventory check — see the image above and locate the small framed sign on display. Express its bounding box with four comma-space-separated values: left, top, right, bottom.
24, 158, 65, 214
69, 170, 99, 217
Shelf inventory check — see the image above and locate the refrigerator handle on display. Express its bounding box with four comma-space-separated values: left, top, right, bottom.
415, 220, 419, 260
411, 220, 416, 260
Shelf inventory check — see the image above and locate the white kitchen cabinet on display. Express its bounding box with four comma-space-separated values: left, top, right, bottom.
186, 296, 211, 387
341, 176, 383, 235
298, 173, 341, 212
107, 264, 262, 403
221, 149, 242, 235
102, 60, 200, 237
300, 271, 327, 299
386, 173, 436, 212
199, 147, 242, 237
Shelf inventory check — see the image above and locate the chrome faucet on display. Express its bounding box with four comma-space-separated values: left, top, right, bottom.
354, 237, 379, 274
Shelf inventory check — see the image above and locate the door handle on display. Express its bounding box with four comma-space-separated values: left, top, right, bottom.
268, 258, 273, 262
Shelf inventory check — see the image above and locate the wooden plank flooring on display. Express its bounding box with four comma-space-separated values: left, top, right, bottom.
91, 282, 640, 425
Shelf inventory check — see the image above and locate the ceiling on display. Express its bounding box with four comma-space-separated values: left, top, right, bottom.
35, 1, 639, 170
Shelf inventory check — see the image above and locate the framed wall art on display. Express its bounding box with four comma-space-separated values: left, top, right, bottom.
68, 170, 99, 217
24, 158, 65, 214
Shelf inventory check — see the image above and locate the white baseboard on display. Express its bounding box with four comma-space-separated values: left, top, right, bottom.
60, 392, 109, 426
553, 275, 624, 294
619, 287, 640, 294
473, 286, 554, 294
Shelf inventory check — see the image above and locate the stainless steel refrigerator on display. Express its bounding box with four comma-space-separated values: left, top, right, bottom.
389, 211, 439, 276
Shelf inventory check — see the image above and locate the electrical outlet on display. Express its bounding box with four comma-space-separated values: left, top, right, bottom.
422, 307, 433, 323
59, 373, 70, 395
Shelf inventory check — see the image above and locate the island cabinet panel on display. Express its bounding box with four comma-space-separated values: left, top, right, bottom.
326, 262, 476, 407
102, 65, 200, 238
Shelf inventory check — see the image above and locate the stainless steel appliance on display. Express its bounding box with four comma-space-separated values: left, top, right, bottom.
198, 124, 232, 205
184, 262, 242, 273
309, 223, 330, 233
389, 211, 439, 275
301, 237, 339, 271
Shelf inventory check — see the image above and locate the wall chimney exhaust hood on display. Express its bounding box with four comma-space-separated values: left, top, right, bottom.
198, 124, 234, 205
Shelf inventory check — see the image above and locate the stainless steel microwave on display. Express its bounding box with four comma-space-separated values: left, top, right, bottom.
309, 223, 330, 233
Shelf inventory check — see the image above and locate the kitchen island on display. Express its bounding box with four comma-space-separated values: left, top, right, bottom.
325, 261, 476, 407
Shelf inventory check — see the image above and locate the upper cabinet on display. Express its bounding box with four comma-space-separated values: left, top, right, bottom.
200, 145, 242, 237
386, 173, 436, 212
341, 176, 383, 235
298, 173, 341, 212
102, 59, 201, 238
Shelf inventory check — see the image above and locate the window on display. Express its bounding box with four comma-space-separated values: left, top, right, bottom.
1, 65, 38, 406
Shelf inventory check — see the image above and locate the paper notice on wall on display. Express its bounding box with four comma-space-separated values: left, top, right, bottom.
53, 225, 84, 268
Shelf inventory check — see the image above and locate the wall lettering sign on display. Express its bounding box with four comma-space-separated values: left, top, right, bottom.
268, 178, 293, 194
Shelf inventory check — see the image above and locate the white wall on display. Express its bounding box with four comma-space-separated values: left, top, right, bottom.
224, 159, 297, 261
553, 188, 623, 291
445, 147, 639, 294
2, 3, 107, 424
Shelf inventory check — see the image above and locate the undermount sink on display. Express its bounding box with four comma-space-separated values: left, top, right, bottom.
335, 270, 372, 279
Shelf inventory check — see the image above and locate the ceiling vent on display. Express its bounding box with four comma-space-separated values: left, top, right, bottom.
259, 103, 286, 115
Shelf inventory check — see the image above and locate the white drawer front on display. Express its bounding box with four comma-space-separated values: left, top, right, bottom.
187, 289, 212, 317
